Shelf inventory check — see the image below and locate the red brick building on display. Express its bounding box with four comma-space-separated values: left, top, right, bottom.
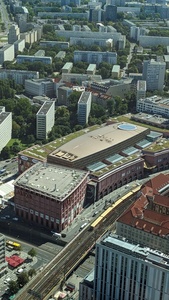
14, 162, 88, 232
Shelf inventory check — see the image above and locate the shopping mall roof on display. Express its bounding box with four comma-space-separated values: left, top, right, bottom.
15, 162, 88, 201
50, 123, 147, 162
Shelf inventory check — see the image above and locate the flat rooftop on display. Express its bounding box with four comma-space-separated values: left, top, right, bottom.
0, 112, 11, 124
15, 162, 88, 201
50, 123, 147, 162
145, 138, 169, 152
37, 101, 54, 115
101, 234, 169, 269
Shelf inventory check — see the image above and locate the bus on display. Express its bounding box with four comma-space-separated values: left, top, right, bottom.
6, 240, 21, 250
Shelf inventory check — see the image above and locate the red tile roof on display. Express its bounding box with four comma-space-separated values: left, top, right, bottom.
143, 173, 169, 194
117, 173, 169, 238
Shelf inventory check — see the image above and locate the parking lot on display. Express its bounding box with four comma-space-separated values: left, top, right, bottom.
0, 247, 37, 298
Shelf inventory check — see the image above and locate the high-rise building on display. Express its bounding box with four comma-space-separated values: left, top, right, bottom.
142, 59, 166, 91
8, 24, 20, 44
105, 5, 117, 21
0, 107, 12, 152
94, 233, 169, 300
0, 234, 7, 277
36, 101, 55, 140
78, 91, 92, 125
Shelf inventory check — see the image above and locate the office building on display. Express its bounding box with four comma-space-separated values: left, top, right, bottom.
0, 107, 12, 152
8, 24, 20, 44
36, 101, 55, 140
74, 51, 117, 66
94, 233, 169, 300
16, 55, 52, 65
14, 162, 88, 232
136, 95, 169, 117
0, 69, 39, 85
25, 78, 54, 97
136, 80, 146, 100
77, 91, 92, 126
0, 44, 15, 65
142, 59, 166, 91
0, 234, 7, 277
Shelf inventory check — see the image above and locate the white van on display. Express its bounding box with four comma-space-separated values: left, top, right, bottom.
80, 222, 88, 231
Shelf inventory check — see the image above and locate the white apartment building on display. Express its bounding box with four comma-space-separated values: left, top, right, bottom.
137, 80, 146, 100
25, 79, 54, 97
36, 101, 55, 140
0, 44, 15, 65
111, 64, 120, 78
62, 73, 102, 84
14, 39, 25, 55
70, 37, 113, 49
0, 107, 12, 152
136, 95, 169, 117
142, 59, 166, 91
0, 234, 7, 277
77, 91, 92, 125
74, 51, 117, 66
0, 69, 39, 85
56, 30, 125, 46
94, 234, 169, 300
8, 24, 20, 44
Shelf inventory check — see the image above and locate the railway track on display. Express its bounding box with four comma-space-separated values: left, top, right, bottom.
16, 192, 137, 300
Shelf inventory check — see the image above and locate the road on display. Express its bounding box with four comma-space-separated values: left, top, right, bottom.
122, 42, 136, 78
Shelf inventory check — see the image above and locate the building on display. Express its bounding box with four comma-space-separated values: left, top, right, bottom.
136, 80, 146, 100
47, 123, 148, 170
77, 91, 92, 125
8, 24, 20, 44
139, 35, 169, 47
16, 55, 52, 65
14, 162, 88, 232
94, 233, 169, 300
39, 41, 69, 49
55, 51, 66, 60
132, 112, 169, 129
25, 78, 54, 97
111, 65, 120, 78
105, 5, 117, 21
0, 69, 39, 85
0, 44, 15, 65
136, 95, 169, 118
14, 39, 25, 55
142, 59, 166, 91
74, 51, 117, 66
57, 86, 73, 106
0, 107, 12, 152
79, 270, 94, 300
62, 73, 102, 84
36, 101, 55, 140
70, 37, 113, 49
0, 234, 7, 277
116, 173, 169, 254
62, 62, 73, 73
87, 64, 96, 75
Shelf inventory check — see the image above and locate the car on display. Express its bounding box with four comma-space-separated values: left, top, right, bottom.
5, 215, 10, 219
92, 211, 98, 217
1, 216, 6, 220
12, 217, 18, 221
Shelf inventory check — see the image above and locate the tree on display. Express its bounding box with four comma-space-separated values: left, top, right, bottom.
17, 272, 29, 287
1, 146, 10, 159
28, 248, 37, 258
28, 268, 36, 278
8, 280, 19, 294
